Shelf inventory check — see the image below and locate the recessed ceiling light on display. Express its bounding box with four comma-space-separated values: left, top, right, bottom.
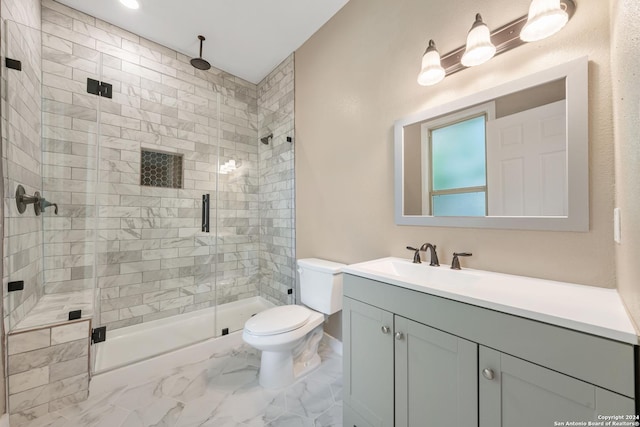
119, 0, 139, 9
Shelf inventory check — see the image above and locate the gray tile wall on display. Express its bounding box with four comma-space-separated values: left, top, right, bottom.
40, 0, 261, 331
7, 320, 90, 425
257, 55, 296, 306
3, 0, 296, 339
1, 0, 44, 333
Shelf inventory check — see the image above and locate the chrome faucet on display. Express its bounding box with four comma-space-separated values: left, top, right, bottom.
419, 243, 439, 266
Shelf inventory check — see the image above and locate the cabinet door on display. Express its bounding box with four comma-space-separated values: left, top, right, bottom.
343, 297, 394, 427
395, 316, 478, 427
479, 346, 635, 427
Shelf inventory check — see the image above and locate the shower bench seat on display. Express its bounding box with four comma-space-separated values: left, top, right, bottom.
7, 288, 94, 425
13, 289, 94, 331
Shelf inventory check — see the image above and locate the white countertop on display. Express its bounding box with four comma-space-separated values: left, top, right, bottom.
343, 257, 638, 345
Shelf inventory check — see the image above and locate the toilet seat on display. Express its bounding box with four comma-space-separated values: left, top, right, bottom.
244, 305, 312, 336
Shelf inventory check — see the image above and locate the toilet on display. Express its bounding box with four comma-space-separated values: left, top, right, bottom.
243, 258, 345, 389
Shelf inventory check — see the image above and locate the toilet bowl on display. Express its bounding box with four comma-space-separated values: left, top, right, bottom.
243, 305, 325, 389
242, 258, 345, 389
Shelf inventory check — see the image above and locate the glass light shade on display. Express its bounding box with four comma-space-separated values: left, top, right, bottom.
461, 14, 496, 67
120, 0, 140, 9
417, 40, 445, 86
520, 0, 568, 42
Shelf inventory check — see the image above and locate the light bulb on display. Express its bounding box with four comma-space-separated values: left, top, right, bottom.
520, 0, 568, 42
417, 40, 445, 86
461, 14, 496, 67
119, 0, 140, 9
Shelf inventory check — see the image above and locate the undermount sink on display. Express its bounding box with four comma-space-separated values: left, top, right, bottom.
342, 257, 638, 344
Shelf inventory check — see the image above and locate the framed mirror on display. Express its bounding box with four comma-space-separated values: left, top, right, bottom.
394, 56, 588, 231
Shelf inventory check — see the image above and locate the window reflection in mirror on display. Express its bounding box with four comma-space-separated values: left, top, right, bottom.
402, 78, 566, 218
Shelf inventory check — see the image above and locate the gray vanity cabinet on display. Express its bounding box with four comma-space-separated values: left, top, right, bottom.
343, 273, 637, 427
394, 316, 478, 426
343, 297, 394, 427
479, 347, 635, 427
343, 297, 478, 427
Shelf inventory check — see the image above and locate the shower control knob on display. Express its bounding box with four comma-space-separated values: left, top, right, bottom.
381, 326, 390, 334
394, 332, 404, 341
482, 368, 495, 380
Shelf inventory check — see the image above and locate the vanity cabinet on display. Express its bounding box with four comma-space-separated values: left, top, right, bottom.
344, 297, 478, 427
343, 297, 394, 427
343, 274, 636, 427
480, 346, 634, 426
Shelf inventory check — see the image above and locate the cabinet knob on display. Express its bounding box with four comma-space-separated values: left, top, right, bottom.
395, 332, 404, 340
482, 368, 495, 380
381, 326, 390, 334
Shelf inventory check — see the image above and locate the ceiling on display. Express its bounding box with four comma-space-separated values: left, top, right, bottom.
55, 0, 349, 84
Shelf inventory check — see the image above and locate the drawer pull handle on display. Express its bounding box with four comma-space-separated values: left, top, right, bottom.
482, 368, 495, 380
395, 332, 404, 340
381, 326, 390, 334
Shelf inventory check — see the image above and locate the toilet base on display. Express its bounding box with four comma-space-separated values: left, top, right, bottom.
259, 351, 295, 389
258, 325, 324, 389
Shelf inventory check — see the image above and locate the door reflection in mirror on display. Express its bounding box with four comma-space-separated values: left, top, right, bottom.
403, 78, 566, 218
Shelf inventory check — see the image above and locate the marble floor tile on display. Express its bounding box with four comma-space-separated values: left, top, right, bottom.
19, 337, 343, 427
284, 380, 334, 420
266, 413, 315, 427
314, 403, 342, 427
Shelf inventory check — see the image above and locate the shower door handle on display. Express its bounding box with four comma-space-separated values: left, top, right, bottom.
202, 194, 210, 232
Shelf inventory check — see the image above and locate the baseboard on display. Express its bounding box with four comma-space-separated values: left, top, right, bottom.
0, 412, 9, 427
323, 332, 343, 356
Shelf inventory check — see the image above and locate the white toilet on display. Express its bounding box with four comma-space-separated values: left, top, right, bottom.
243, 258, 345, 389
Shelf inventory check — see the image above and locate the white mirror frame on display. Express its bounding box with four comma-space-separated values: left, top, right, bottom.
394, 56, 589, 231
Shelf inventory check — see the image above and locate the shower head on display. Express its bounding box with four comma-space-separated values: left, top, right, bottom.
190, 35, 211, 71
260, 134, 273, 145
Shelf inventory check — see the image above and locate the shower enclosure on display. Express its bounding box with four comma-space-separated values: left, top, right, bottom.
3, 4, 295, 376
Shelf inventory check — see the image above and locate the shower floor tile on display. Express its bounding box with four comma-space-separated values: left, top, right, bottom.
21, 336, 343, 427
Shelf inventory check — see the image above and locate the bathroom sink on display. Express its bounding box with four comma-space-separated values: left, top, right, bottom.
342, 257, 638, 344
355, 257, 481, 287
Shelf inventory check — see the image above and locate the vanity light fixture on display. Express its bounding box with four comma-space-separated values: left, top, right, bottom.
119, 0, 140, 10
460, 14, 496, 67
520, 0, 569, 42
417, 0, 576, 85
417, 40, 445, 86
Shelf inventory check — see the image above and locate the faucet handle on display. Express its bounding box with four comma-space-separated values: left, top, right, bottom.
406, 246, 421, 264
451, 252, 472, 270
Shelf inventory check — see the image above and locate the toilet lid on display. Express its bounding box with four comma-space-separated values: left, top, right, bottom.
245, 305, 312, 336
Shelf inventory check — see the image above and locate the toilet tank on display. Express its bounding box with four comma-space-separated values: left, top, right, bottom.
297, 258, 346, 315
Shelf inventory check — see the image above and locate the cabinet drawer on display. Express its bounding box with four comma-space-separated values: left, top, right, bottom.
344, 274, 636, 398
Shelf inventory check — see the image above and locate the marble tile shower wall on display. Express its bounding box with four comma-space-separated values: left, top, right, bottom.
40, 0, 260, 331
7, 320, 90, 426
1, 0, 44, 332
257, 55, 295, 306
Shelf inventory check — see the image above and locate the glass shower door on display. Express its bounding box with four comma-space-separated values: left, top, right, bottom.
3, 19, 47, 332
91, 54, 221, 371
